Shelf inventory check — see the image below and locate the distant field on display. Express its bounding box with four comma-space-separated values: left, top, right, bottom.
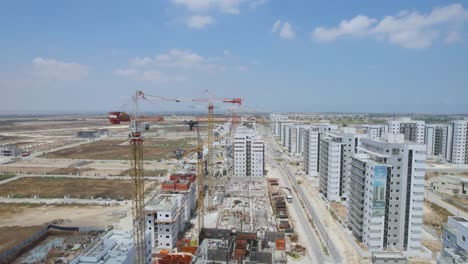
40, 138, 195, 161
0, 174, 16, 181
0, 177, 133, 199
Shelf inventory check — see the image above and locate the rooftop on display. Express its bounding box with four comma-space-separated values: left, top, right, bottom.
73, 230, 135, 264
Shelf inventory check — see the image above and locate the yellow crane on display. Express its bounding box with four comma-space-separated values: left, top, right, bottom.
129, 90, 146, 264
192, 96, 242, 210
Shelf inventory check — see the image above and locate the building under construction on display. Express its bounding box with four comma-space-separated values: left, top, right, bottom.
193, 228, 287, 264
145, 173, 197, 251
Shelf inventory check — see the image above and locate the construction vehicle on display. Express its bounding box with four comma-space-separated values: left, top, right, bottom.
281, 187, 293, 203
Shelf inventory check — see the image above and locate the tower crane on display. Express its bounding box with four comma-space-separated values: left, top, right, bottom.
191, 95, 242, 210
108, 93, 180, 125
126, 90, 180, 263
129, 90, 146, 264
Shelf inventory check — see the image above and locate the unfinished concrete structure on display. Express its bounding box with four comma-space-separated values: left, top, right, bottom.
221, 178, 277, 233
145, 173, 197, 250
71, 230, 152, 264
194, 228, 286, 264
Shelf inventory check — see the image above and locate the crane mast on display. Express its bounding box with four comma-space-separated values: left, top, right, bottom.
129, 91, 146, 264
207, 103, 214, 210
196, 127, 205, 232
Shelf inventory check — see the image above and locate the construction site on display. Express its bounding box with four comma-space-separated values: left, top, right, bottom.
0, 91, 296, 264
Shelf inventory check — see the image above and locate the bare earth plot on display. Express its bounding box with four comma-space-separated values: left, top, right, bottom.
0, 225, 45, 255
0, 177, 133, 199
40, 138, 195, 161
424, 201, 451, 236
0, 203, 132, 229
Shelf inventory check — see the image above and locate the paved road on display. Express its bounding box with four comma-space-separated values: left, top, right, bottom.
262, 126, 344, 263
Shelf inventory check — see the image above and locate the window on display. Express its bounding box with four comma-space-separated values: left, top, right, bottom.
463, 236, 466, 242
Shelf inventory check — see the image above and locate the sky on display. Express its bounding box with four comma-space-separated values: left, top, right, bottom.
1, 0, 468, 114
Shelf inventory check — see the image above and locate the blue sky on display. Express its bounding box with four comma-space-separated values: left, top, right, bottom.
1, 0, 468, 114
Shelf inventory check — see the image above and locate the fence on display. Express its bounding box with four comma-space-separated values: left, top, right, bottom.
0, 224, 104, 263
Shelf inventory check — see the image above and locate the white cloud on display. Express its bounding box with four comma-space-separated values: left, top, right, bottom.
272, 20, 295, 40
172, 0, 242, 14
32, 57, 88, 81
187, 15, 214, 29
280, 22, 295, 39
313, 15, 377, 41
250, 0, 267, 10
129, 49, 224, 72
238, 65, 248, 72
116, 49, 226, 82
272, 20, 281, 32
445, 31, 462, 43
311, 3, 468, 48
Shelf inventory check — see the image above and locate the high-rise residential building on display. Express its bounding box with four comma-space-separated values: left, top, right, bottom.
386, 118, 425, 144
347, 134, 426, 253
425, 124, 452, 159
318, 127, 366, 201
359, 124, 385, 138
302, 123, 338, 177
282, 124, 309, 155
448, 119, 468, 165
303, 128, 320, 177
234, 126, 264, 177
270, 114, 288, 137
438, 216, 468, 264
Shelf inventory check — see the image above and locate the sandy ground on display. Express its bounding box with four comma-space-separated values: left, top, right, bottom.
0, 203, 133, 229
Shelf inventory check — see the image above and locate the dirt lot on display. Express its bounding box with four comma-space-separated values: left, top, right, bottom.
0, 225, 45, 255
0, 177, 133, 199
0, 203, 132, 229
330, 202, 347, 222
40, 138, 196, 161
422, 239, 442, 256
424, 202, 451, 236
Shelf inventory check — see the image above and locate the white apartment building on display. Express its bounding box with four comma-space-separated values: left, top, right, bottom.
425, 124, 452, 159
318, 127, 366, 201
387, 118, 425, 144
302, 123, 338, 177
282, 124, 308, 155
269, 114, 288, 137
319, 137, 343, 202
360, 124, 385, 138
449, 119, 468, 164
438, 216, 468, 264
234, 127, 264, 177
347, 134, 426, 253
303, 128, 320, 177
